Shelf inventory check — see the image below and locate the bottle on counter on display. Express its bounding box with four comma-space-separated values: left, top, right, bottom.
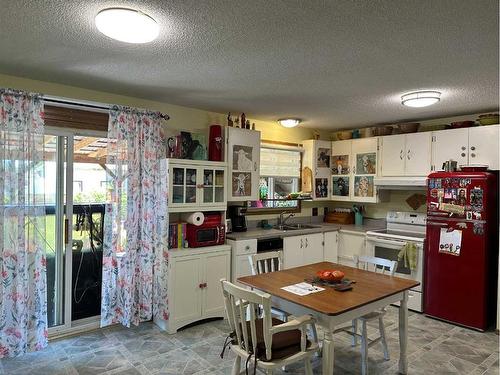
246, 120, 251, 129
227, 112, 233, 127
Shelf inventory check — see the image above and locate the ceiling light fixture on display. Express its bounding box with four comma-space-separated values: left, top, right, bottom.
95, 8, 159, 43
278, 118, 301, 128
401, 91, 441, 108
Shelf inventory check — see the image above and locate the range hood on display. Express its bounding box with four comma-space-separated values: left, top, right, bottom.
374, 177, 427, 190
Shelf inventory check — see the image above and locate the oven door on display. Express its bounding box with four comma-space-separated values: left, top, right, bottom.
366, 236, 423, 292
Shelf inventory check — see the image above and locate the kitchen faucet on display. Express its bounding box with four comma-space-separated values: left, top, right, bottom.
278, 211, 295, 227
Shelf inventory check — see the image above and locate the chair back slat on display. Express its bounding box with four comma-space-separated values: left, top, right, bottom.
249, 251, 284, 276
353, 255, 397, 276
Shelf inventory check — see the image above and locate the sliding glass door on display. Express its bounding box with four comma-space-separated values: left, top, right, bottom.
45, 128, 109, 333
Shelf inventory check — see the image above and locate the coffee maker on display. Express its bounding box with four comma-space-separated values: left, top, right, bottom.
228, 205, 247, 232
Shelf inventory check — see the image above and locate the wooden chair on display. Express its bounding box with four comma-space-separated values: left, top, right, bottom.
335, 255, 397, 375
220, 279, 319, 375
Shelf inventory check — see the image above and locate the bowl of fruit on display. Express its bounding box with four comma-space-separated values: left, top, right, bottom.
316, 269, 345, 283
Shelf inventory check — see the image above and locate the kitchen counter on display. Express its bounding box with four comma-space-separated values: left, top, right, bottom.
226, 220, 385, 241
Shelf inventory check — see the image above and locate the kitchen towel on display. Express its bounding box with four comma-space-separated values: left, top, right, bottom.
398, 242, 418, 271
181, 212, 205, 226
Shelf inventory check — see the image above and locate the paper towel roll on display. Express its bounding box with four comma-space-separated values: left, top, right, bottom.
181, 212, 205, 226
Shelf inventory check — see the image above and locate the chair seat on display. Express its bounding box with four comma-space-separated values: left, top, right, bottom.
239, 317, 311, 361
357, 309, 386, 321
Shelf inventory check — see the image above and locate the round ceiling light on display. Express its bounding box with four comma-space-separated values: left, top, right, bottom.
95, 8, 159, 43
278, 118, 301, 128
401, 91, 441, 108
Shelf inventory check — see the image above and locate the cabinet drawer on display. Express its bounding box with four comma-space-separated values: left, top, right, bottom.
233, 239, 257, 255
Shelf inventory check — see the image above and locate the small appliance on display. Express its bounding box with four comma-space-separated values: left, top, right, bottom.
366, 211, 427, 312
424, 171, 498, 330
186, 213, 225, 248
228, 205, 248, 232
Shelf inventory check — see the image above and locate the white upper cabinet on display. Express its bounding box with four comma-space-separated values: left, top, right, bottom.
331, 138, 380, 203
405, 132, 432, 176
380, 133, 431, 176
468, 126, 499, 170
431, 125, 499, 171
431, 128, 469, 170
227, 127, 261, 201
302, 140, 332, 200
380, 134, 406, 176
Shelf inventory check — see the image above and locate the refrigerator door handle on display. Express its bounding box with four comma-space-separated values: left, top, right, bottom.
427, 221, 448, 227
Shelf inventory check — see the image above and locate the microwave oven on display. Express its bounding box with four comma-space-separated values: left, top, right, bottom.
186, 214, 225, 247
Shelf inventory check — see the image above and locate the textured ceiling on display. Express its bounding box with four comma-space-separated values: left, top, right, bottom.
0, 0, 498, 129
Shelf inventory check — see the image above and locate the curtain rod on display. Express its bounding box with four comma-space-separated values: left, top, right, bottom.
43, 97, 170, 120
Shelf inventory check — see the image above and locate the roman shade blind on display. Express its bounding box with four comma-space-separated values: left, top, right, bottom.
260, 147, 301, 177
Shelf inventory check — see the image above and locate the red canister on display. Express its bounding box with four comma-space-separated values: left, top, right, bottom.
208, 124, 223, 161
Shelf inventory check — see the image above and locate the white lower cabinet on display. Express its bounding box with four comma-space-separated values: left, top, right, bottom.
323, 231, 339, 263
283, 233, 324, 268
227, 239, 257, 287
337, 231, 366, 266
154, 245, 231, 334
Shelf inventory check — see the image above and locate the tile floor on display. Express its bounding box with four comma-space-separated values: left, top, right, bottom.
0, 307, 498, 374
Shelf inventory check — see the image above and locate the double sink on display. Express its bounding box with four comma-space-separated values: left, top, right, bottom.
273, 223, 321, 232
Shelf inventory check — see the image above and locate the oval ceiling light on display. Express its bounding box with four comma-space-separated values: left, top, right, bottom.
95, 8, 159, 43
401, 91, 441, 108
278, 118, 301, 128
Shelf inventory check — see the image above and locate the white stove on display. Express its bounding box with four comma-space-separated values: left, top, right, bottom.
366, 211, 427, 312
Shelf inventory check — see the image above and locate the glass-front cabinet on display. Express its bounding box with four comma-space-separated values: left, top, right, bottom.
168, 160, 227, 211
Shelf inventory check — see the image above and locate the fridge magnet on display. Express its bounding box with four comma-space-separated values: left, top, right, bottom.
444, 188, 455, 200
435, 179, 442, 188
439, 202, 465, 216
439, 228, 462, 256
437, 189, 444, 204
315, 178, 329, 198
232, 172, 251, 196
317, 148, 331, 168
332, 155, 349, 175
430, 189, 438, 198
473, 212, 482, 220
473, 222, 484, 235
470, 187, 484, 211
356, 152, 376, 174
233, 145, 253, 171
466, 211, 473, 220
429, 179, 435, 189
332, 176, 349, 196
354, 176, 374, 197
457, 188, 467, 206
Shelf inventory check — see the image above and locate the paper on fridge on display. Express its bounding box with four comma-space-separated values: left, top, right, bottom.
439, 228, 462, 256
281, 282, 325, 296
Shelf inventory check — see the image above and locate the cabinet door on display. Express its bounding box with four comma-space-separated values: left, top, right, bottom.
234, 255, 254, 287
323, 231, 339, 263
228, 128, 261, 201
405, 133, 432, 176
170, 256, 202, 323
283, 236, 304, 269
352, 138, 378, 202
170, 165, 198, 207
431, 129, 469, 171
303, 233, 324, 264
200, 167, 227, 206
314, 140, 332, 177
469, 125, 500, 170
331, 140, 352, 201
203, 251, 231, 316
380, 135, 406, 176
338, 232, 366, 266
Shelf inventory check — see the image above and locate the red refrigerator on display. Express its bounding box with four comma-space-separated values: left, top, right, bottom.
424, 170, 498, 330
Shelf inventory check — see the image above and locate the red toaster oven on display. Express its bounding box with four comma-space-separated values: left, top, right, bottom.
186, 213, 225, 247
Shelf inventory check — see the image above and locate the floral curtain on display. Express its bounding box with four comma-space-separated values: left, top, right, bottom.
101, 105, 169, 328
0, 89, 47, 358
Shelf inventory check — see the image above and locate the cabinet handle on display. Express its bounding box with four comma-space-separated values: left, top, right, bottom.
254, 162, 257, 171
400, 150, 403, 160
305, 238, 308, 248
245, 245, 250, 250
352, 166, 356, 174
461, 146, 466, 151
471, 153, 476, 158
407, 150, 411, 160
461, 153, 466, 157
196, 184, 204, 189
199, 283, 204, 289
300, 239, 303, 249
470, 146, 476, 151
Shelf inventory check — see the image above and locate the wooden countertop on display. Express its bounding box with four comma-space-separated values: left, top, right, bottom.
238, 262, 419, 316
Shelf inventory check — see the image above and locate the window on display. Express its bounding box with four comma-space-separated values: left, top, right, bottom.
247, 146, 302, 213
73, 180, 83, 193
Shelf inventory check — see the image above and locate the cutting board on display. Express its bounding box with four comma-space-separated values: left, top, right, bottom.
302, 167, 313, 193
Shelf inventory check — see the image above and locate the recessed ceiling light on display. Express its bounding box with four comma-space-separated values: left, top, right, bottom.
95, 8, 159, 44
401, 91, 441, 108
278, 118, 301, 128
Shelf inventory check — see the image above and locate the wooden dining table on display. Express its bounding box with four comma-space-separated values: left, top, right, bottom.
238, 261, 419, 375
